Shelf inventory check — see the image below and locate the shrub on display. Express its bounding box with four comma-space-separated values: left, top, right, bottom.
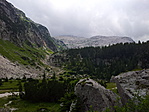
105, 95, 149, 112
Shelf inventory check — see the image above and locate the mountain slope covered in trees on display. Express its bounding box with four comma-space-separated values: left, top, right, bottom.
51, 41, 149, 80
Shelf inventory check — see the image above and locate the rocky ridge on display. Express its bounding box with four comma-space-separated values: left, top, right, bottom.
54, 35, 134, 49
0, 0, 62, 51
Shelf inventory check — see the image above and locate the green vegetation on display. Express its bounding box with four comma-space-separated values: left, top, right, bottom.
57, 41, 149, 80
0, 80, 18, 90
106, 83, 117, 93
0, 79, 22, 93
23, 79, 65, 102
0, 97, 60, 112
106, 83, 116, 89
105, 95, 149, 112
0, 78, 61, 111
0, 97, 9, 108
0, 39, 50, 66
21, 73, 79, 102
10, 99, 60, 112
0, 74, 79, 112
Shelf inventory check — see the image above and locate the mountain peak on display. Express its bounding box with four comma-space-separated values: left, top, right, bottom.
0, 0, 60, 51
54, 35, 134, 48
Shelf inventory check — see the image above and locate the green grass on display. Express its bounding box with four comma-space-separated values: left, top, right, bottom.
106, 82, 117, 93
106, 82, 116, 89
10, 99, 60, 112
0, 80, 19, 90
46, 49, 54, 54
0, 97, 60, 112
0, 79, 60, 111
0, 80, 25, 93
0, 39, 49, 66
0, 97, 9, 108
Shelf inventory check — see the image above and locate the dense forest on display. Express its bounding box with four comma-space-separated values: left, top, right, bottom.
53, 41, 149, 80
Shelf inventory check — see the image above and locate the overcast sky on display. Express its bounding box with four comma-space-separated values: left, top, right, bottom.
7, 0, 149, 41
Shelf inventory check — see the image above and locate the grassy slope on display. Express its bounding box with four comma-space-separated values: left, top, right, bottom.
0, 80, 19, 90
0, 39, 53, 66
0, 97, 9, 108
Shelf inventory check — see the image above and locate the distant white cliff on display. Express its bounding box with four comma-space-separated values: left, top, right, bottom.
54, 35, 134, 48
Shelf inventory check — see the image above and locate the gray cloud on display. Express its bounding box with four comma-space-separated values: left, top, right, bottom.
7, 0, 149, 41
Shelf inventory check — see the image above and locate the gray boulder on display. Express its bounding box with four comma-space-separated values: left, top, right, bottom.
111, 69, 149, 105
75, 78, 121, 112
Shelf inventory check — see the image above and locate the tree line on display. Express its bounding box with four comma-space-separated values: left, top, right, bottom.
56, 41, 149, 80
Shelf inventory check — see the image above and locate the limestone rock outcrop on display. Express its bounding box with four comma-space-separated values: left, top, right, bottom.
54, 35, 134, 49
75, 79, 121, 112
111, 69, 149, 105
0, 55, 43, 79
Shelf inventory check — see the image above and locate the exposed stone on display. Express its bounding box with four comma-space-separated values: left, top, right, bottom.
111, 69, 149, 105
0, 55, 43, 79
75, 79, 121, 112
0, 0, 63, 51
54, 35, 134, 49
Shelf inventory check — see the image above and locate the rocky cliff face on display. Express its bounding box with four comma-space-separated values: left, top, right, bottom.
0, 0, 59, 51
75, 79, 121, 112
111, 69, 149, 105
54, 35, 134, 49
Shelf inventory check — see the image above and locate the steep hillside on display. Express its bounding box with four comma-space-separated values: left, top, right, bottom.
50, 41, 149, 80
0, 0, 67, 78
0, 54, 43, 79
0, 0, 61, 51
54, 35, 134, 48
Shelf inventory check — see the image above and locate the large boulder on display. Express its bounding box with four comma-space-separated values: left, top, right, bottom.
75, 78, 121, 112
111, 69, 149, 105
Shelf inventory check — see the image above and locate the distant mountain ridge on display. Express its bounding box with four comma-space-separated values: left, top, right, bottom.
54, 35, 134, 48
0, 0, 63, 51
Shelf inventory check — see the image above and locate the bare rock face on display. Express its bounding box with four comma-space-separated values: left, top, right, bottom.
54, 35, 134, 49
75, 79, 121, 112
0, 55, 43, 79
0, 0, 59, 51
111, 69, 149, 105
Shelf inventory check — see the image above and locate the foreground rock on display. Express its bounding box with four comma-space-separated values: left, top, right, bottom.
75, 79, 121, 112
111, 69, 149, 105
